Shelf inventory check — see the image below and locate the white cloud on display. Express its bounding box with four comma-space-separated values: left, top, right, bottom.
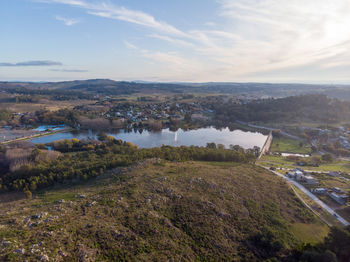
141, 50, 208, 81
42, 0, 186, 37
37, 0, 350, 82
55, 15, 80, 26
148, 34, 194, 48
124, 40, 138, 50
211, 0, 350, 76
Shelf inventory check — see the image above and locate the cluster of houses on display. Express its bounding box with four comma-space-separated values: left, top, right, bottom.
301, 125, 350, 151
287, 168, 348, 205
312, 187, 348, 205
106, 102, 211, 123
287, 168, 319, 185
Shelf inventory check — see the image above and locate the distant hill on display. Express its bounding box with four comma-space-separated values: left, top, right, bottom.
1, 79, 350, 99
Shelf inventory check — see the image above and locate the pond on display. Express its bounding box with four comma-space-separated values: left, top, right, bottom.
32, 125, 66, 132
28, 127, 268, 149
281, 153, 311, 158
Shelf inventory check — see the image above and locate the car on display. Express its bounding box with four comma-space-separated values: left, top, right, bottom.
333, 213, 338, 218
269, 167, 276, 171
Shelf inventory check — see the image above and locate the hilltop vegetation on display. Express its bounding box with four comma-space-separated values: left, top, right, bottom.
0, 161, 329, 261
2, 80, 350, 99
0, 139, 258, 193
212, 94, 350, 124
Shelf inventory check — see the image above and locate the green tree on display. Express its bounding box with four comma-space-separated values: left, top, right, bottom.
324, 226, 350, 262
322, 153, 333, 163
206, 143, 216, 149
184, 113, 192, 123
24, 189, 32, 199
97, 132, 108, 141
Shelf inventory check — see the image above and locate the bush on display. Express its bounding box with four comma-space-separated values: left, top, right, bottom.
24, 189, 32, 199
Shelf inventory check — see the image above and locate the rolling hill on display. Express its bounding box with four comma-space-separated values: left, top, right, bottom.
0, 160, 327, 261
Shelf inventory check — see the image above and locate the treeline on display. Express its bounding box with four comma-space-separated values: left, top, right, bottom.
21, 109, 79, 126
212, 94, 350, 124
0, 109, 11, 122
0, 138, 257, 193
287, 226, 350, 262
2, 87, 94, 101
13, 95, 40, 103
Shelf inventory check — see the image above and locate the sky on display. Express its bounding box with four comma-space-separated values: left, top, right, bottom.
1, 0, 350, 83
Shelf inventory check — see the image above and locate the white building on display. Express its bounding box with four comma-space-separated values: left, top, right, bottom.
303, 175, 319, 185
287, 170, 318, 185
330, 193, 348, 205
332, 187, 345, 194
313, 188, 327, 195
328, 172, 340, 177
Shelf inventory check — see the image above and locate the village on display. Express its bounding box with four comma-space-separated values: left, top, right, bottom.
286, 168, 348, 205
75, 100, 213, 124
296, 125, 350, 154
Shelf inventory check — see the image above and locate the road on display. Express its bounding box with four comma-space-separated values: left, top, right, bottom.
261, 166, 350, 226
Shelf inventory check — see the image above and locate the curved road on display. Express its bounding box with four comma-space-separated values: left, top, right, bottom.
261, 166, 350, 226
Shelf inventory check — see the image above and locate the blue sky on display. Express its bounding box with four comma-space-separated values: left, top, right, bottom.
1, 0, 350, 83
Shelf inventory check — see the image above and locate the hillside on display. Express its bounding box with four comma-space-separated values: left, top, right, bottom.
213, 94, 350, 124
0, 160, 327, 261
2, 80, 350, 98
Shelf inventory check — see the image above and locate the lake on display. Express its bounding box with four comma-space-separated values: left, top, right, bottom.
29, 127, 268, 149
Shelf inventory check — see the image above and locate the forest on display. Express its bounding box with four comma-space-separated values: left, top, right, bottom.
0, 137, 258, 194
212, 94, 350, 124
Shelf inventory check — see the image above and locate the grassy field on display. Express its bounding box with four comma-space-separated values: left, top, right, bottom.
291, 185, 342, 228
0, 161, 325, 261
259, 154, 350, 206
260, 154, 350, 173
270, 136, 311, 154
312, 173, 350, 193
0, 99, 94, 113
289, 223, 329, 244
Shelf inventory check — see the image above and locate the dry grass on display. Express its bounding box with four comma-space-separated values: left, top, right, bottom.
78, 116, 124, 130
0, 99, 94, 113
0, 161, 323, 261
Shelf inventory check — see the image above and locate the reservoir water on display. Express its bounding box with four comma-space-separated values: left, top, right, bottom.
29, 127, 268, 149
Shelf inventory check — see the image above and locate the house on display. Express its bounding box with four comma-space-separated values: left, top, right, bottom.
287, 170, 319, 184
295, 171, 304, 180
287, 172, 296, 178
313, 188, 327, 195
287, 170, 304, 180
328, 172, 340, 177
329, 193, 348, 205
293, 168, 304, 173
332, 187, 345, 194
303, 175, 319, 185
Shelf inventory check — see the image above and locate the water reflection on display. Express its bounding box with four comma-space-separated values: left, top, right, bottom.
29, 127, 268, 149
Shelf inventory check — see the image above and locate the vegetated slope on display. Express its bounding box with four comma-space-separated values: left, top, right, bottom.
213, 94, 350, 124
0, 161, 325, 261
2, 79, 350, 98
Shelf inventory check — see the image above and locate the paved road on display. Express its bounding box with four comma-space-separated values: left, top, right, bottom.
261, 166, 350, 226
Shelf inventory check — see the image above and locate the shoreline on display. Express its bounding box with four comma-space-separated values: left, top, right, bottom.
1, 124, 269, 149
1, 127, 74, 145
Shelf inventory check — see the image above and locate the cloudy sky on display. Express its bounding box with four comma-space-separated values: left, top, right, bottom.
1, 0, 350, 83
